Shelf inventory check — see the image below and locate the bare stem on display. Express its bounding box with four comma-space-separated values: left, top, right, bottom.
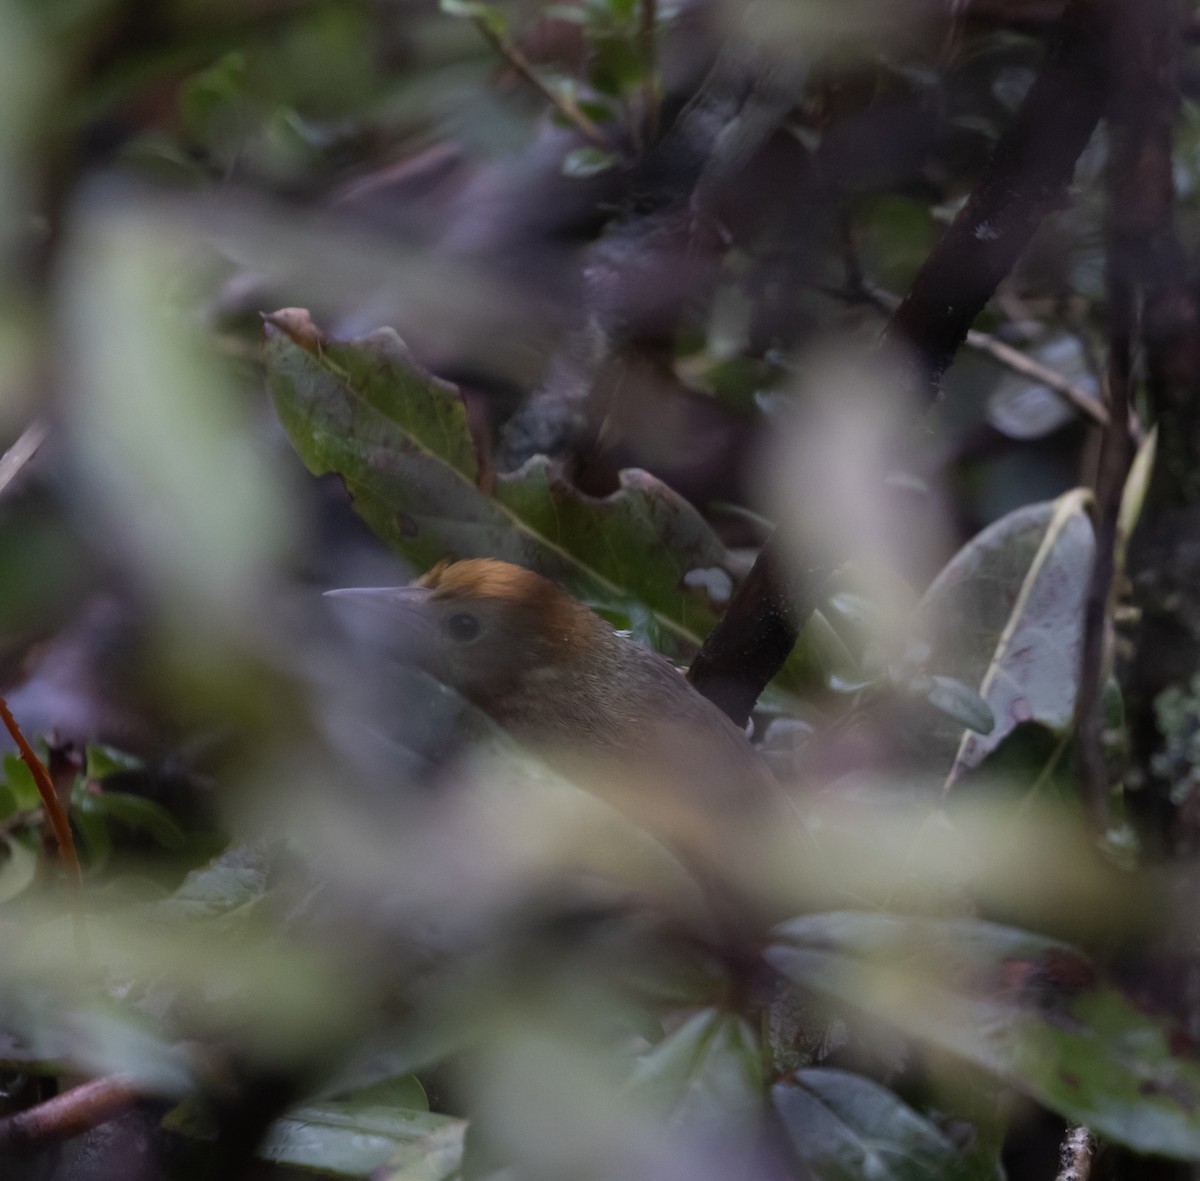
473, 18, 617, 152
1056, 1126, 1096, 1181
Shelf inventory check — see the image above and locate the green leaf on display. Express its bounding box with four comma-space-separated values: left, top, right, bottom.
3, 753, 41, 811
154, 841, 273, 921
85, 744, 144, 780
261, 1101, 459, 1176
773, 1069, 981, 1181
769, 912, 1200, 1159
88, 791, 186, 850
916, 490, 1095, 786
925, 675, 995, 736
263, 311, 732, 652
561, 146, 619, 178
625, 1007, 763, 1134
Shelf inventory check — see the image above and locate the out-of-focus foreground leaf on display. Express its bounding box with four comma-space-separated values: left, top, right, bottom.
772, 1068, 984, 1181
769, 911, 1200, 1159
916, 489, 1095, 782
262, 309, 731, 649
260, 1094, 459, 1177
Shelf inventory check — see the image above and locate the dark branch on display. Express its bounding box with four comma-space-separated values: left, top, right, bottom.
690, 2, 1111, 724
884, 0, 1107, 396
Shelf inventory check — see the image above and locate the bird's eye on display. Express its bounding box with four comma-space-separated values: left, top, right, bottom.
444, 611, 481, 642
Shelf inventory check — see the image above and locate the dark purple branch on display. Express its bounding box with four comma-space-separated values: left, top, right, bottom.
690, 1, 1111, 725
885, 0, 1107, 396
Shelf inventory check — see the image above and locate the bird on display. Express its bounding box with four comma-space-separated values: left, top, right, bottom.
326, 559, 786, 917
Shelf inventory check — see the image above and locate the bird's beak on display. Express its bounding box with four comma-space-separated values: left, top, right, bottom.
324, 586, 434, 608
324, 585, 439, 668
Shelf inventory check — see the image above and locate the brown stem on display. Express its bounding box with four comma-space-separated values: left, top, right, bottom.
884, 0, 1107, 397
0, 697, 81, 887
473, 18, 618, 153
0, 1076, 138, 1150
1075, 273, 1132, 831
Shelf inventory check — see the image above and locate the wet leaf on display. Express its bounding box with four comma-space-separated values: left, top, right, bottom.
773, 1068, 982, 1181
264, 311, 732, 651
916, 490, 1094, 785
769, 912, 1200, 1159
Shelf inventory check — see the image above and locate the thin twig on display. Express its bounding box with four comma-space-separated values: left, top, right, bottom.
0, 420, 48, 500
830, 281, 1110, 427
964, 327, 1109, 427
1056, 1125, 1096, 1181
0, 698, 81, 887
473, 18, 617, 152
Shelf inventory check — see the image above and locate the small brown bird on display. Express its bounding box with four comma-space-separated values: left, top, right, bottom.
327, 559, 783, 903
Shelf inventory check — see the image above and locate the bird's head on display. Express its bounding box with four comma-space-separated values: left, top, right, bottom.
326, 559, 610, 713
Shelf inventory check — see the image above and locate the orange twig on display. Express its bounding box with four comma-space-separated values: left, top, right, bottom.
0, 697, 82, 886
0, 1075, 138, 1148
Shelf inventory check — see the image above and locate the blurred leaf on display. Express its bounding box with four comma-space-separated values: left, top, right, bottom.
772, 1068, 983, 1181
85, 744, 144, 780
84, 791, 186, 850
264, 311, 732, 650
440, 0, 508, 36
925, 675, 995, 736
374, 1120, 467, 1181
986, 335, 1100, 440
625, 1008, 763, 1134
0, 836, 36, 903
153, 840, 272, 921
73, 804, 113, 871
561, 146, 619, 178
3, 752, 40, 811
333, 1073, 428, 1110
262, 1100, 457, 1176
917, 490, 1095, 784
62, 212, 295, 631
769, 912, 1200, 1159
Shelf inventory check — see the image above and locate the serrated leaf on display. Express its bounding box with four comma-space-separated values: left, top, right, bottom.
769, 911, 1200, 1159
773, 1068, 982, 1181
916, 490, 1095, 785
263, 311, 731, 651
